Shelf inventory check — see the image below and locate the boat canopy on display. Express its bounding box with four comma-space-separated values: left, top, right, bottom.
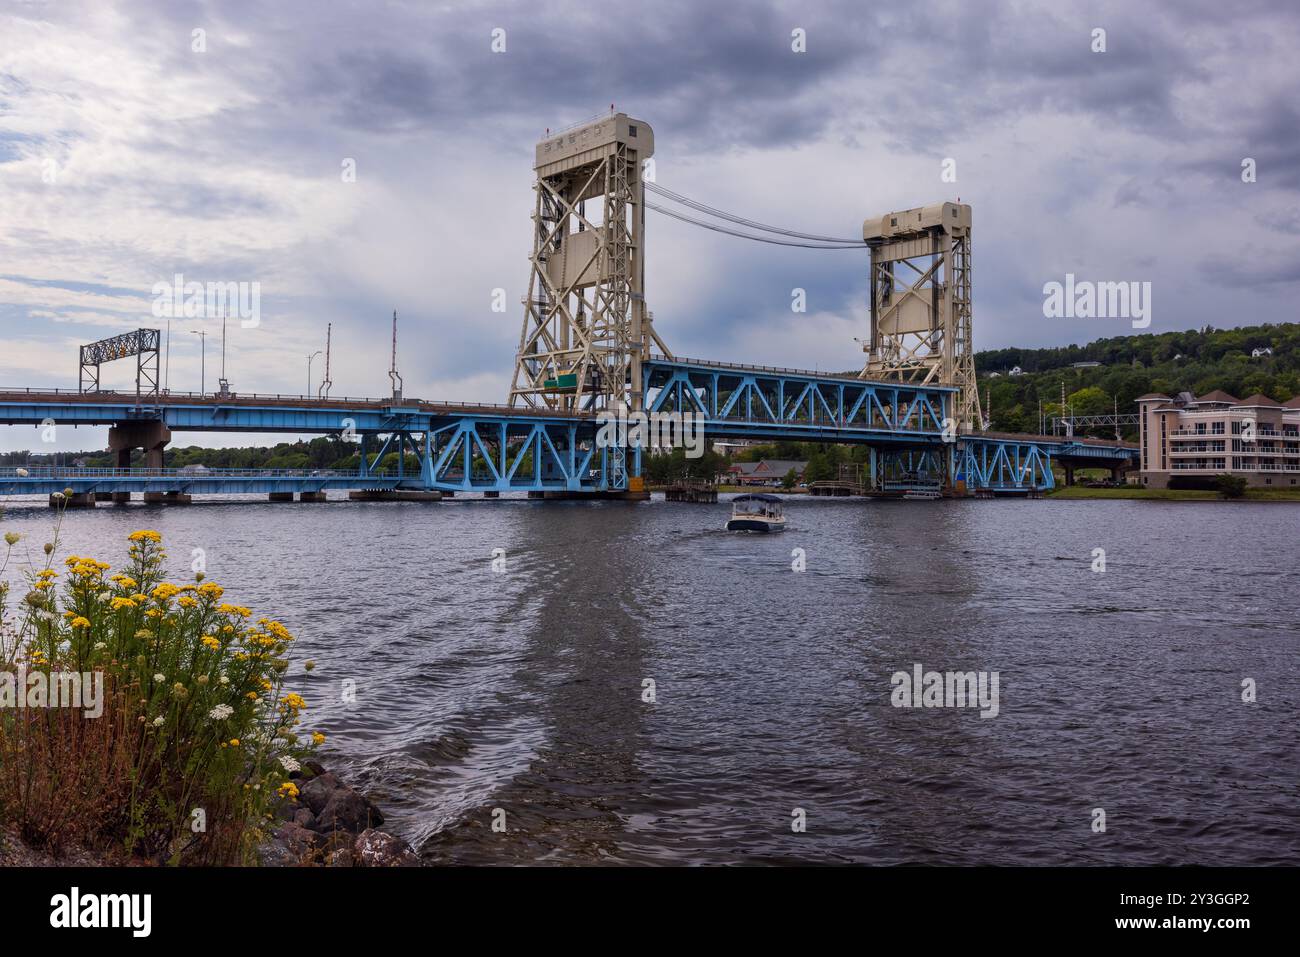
733, 493, 782, 503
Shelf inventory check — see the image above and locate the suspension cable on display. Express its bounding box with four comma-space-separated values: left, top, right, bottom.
645, 181, 865, 245
645, 201, 867, 249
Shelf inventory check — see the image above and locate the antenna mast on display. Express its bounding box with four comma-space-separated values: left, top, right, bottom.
389, 310, 403, 401
319, 323, 333, 398
217, 317, 231, 398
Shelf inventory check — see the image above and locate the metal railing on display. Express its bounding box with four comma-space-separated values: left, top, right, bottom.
648, 354, 956, 388
0, 467, 395, 479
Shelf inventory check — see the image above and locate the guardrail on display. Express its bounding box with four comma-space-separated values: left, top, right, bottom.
0, 467, 396, 479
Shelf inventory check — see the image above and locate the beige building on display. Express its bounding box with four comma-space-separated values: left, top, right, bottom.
1137, 390, 1300, 488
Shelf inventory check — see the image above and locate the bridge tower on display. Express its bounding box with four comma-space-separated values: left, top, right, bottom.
509, 112, 670, 415
859, 202, 983, 430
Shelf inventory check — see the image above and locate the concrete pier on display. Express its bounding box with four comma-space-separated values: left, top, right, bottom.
268, 492, 294, 502
346, 490, 443, 502
51, 492, 95, 508
143, 491, 191, 504
298, 491, 327, 502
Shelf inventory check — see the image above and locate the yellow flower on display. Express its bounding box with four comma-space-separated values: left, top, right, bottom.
110, 575, 138, 589
197, 582, 224, 599
277, 781, 300, 799
201, 635, 221, 650
127, 530, 162, 543
177, 595, 197, 608
110, 596, 136, 610
69, 616, 91, 629
245, 691, 258, 700
279, 692, 307, 714
228, 738, 240, 747
311, 732, 326, 746
151, 583, 180, 601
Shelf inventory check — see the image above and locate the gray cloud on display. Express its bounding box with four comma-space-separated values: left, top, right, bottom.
0, 0, 1298, 441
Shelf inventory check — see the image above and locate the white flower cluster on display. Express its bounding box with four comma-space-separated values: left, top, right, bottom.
208, 704, 234, 721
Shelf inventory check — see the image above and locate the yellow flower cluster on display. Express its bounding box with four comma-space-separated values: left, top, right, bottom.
279, 692, 307, 714
127, 530, 162, 543
198, 582, 224, 600
110, 596, 137, 610
151, 582, 181, 602
201, 635, 221, 650
64, 556, 112, 579
218, 602, 251, 618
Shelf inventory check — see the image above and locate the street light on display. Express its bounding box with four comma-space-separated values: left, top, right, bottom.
306, 350, 322, 397
191, 330, 207, 395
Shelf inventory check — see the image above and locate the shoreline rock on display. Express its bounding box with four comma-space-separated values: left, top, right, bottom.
260, 760, 418, 867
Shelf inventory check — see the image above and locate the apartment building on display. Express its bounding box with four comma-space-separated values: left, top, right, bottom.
1137, 390, 1300, 488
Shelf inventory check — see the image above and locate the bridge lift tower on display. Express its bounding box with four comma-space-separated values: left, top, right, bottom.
509, 111, 671, 415
859, 202, 983, 430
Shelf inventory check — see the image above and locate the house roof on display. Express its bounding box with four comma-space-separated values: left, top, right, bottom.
759, 460, 807, 475
1136, 393, 1169, 401
1194, 389, 1239, 404
1236, 393, 1282, 407
1283, 396, 1300, 409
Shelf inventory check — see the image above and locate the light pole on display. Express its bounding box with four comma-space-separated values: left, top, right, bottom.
191, 329, 207, 395
306, 350, 321, 397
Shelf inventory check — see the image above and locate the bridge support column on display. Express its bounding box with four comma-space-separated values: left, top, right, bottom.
1064, 464, 1075, 487
52, 492, 95, 508
298, 491, 326, 502
109, 421, 171, 470
112, 492, 131, 504
346, 490, 442, 502
143, 491, 191, 504
268, 492, 294, 502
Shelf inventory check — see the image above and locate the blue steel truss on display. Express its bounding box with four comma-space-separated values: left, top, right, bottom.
644, 358, 952, 442
960, 438, 1055, 492
0, 378, 1136, 496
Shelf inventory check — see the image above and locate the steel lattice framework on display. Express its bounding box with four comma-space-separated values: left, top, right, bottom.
860, 203, 982, 430
78, 328, 161, 403
510, 113, 671, 419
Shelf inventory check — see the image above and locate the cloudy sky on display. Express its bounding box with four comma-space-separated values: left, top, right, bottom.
1, 0, 1297, 450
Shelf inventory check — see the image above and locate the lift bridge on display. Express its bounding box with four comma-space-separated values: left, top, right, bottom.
0, 113, 1136, 503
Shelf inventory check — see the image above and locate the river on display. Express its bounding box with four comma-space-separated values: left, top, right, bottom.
1, 493, 1296, 864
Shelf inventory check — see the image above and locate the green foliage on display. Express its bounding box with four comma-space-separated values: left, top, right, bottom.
976, 322, 1300, 438
0, 529, 319, 864
1215, 474, 1248, 498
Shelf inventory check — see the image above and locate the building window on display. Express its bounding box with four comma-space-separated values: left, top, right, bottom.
628, 125, 638, 137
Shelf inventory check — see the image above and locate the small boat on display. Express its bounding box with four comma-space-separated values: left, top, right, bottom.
726, 493, 786, 532
902, 487, 942, 501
